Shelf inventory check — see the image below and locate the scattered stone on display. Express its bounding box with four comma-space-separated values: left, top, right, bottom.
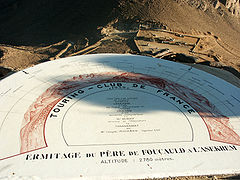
213, 0, 221, 9
219, 0, 240, 16
210, 61, 224, 67
0, 49, 3, 59
163, 53, 197, 63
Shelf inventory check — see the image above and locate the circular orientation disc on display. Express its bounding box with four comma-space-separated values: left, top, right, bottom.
0, 54, 240, 179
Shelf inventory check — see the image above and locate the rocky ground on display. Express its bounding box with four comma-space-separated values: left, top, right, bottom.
0, 0, 240, 179
0, 0, 240, 79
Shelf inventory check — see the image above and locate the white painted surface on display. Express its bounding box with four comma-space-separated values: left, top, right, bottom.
0, 54, 240, 179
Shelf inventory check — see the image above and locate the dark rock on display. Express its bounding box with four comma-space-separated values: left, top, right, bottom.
0, 49, 3, 59
167, 53, 197, 63
0, 66, 13, 78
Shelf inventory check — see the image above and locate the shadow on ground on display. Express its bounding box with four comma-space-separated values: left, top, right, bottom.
0, 66, 13, 79
0, 0, 118, 46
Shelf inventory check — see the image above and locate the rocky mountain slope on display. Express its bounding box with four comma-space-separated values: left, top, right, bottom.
220, 0, 240, 16
0, 0, 239, 78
